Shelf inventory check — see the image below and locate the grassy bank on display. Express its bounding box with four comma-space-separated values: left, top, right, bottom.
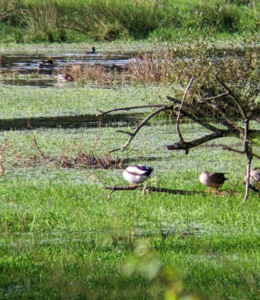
0, 120, 260, 299
0, 0, 259, 43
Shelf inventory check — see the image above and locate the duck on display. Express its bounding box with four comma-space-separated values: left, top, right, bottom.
55, 73, 74, 83
86, 47, 96, 54
244, 168, 260, 191
38, 59, 54, 69
199, 171, 228, 191
123, 165, 154, 186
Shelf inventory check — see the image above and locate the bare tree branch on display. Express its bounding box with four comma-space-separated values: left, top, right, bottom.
202, 101, 243, 132
243, 119, 253, 204
167, 130, 235, 152
216, 75, 247, 120
167, 95, 236, 130
109, 106, 170, 153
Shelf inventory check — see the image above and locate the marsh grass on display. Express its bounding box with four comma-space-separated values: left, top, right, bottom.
52, 43, 260, 93
0, 0, 259, 43
0, 85, 172, 118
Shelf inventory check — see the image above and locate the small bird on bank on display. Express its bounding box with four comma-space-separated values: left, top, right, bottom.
199, 171, 228, 192
123, 165, 154, 186
244, 168, 260, 192
86, 47, 96, 54
55, 73, 74, 83
38, 59, 54, 69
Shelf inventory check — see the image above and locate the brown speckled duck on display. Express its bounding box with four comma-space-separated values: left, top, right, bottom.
244, 168, 260, 191
199, 171, 228, 191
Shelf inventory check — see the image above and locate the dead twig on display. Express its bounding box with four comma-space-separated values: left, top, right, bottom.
32, 134, 48, 160
97, 104, 165, 117
176, 77, 194, 148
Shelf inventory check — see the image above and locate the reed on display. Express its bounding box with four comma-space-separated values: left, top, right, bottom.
0, 0, 259, 43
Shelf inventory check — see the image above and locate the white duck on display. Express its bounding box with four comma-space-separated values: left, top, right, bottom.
123, 165, 154, 186
55, 73, 74, 83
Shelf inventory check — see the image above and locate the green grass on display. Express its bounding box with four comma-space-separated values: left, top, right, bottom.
0, 85, 173, 118
0, 0, 260, 43
1, 41, 260, 299
0, 114, 260, 299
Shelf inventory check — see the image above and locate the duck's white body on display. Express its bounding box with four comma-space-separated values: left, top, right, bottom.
55, 73, 74, 83
123, 165, 154, 185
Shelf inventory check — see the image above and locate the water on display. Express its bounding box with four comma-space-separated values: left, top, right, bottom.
0, 112, 145, 131
0, 51, 135, 87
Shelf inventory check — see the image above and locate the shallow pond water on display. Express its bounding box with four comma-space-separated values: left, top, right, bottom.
0, 51, 135, 88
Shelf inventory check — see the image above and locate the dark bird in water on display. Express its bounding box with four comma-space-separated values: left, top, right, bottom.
38, 59, 54, 69
199, 171, 228, 191
123, 165, 154, 186
86, 47, 96, 54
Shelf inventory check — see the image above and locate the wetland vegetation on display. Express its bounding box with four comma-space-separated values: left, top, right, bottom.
0, 0, 259, 43
1, 1, 260, 299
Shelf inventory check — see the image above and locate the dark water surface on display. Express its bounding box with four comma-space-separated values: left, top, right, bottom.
0, 51, 135, 87
0, 112, 145, 131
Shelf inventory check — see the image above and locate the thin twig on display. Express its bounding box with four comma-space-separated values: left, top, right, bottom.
199, 91, 230, 101
32, 134, 48, 160
216, 75, 247, 120
176, 77, 194, 144
97, 104, 165, 117
243, 119, 253, 204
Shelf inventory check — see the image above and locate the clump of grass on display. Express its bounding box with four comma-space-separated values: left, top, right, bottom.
57, 151, 124, 169
193, 1, 241, 33
59, 63, 131, 86
22, 0, 65, 42
0, 0, 23, 25
1, 0, 259, 43
8, 134, 125, 169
